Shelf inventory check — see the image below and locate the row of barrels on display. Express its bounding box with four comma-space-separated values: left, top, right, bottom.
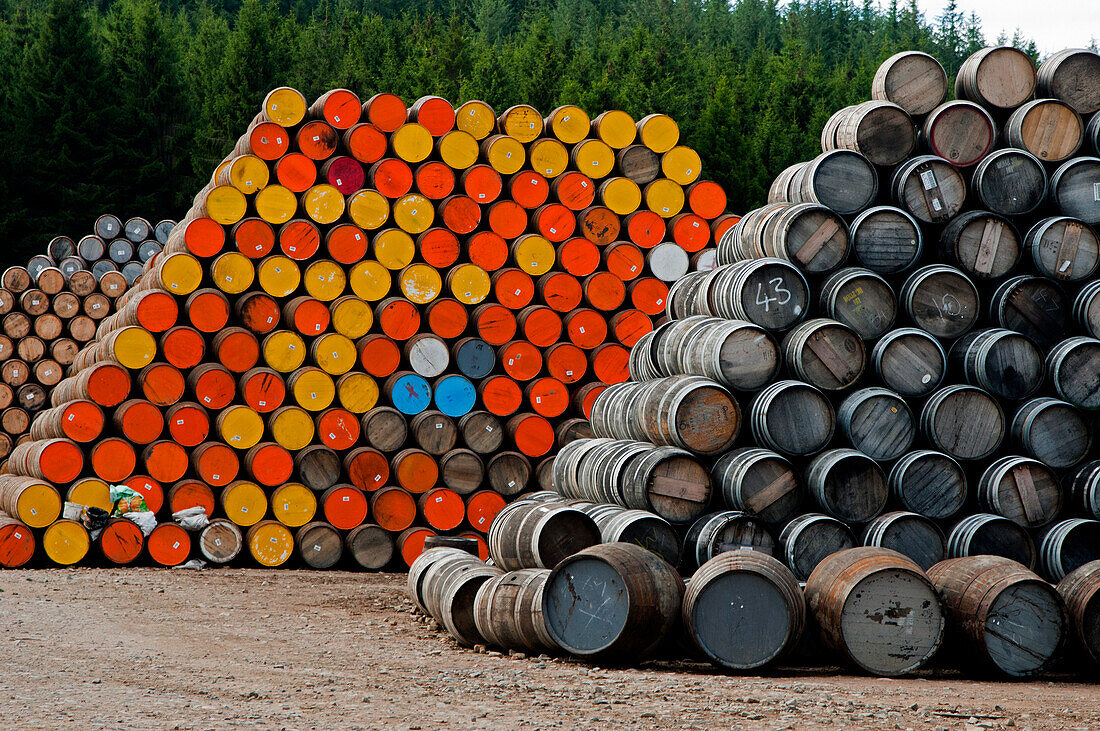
34, 215, 174, 286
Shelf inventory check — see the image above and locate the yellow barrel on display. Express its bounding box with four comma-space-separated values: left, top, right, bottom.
204, 185, 247, 225
592, 110, 637, 149
392, 194, 435, 234
637, 113, 680, 153
455, 100, 496, 140
481, 135, 525, 175
157, 252, 204, 295
246, 520, 294, 566
271, 483, 317, 528
528, 138, 569, 179
599, 177, 643, 215
391, 122, 434, 163
109, 326, 157, 370
498, 104, 544, 143
257, 255, 301, 298
43, 519, 90, 566
211, 251, 256, 295
372, 228, 416, 270
217, 405, 265, 450
290, 367, 336, 411
570, 139, 614, 179
8, 481, 61, 528
349, 260, 391, 301
312, 332, 357, 376
330, 296, 373, 338
222, 481, 267, 527
301, 183, 345, 225
546, 105, 590, 145
437, 131, 479, 170
336, 372, 379, 413
399, 263, 443, 304
661, 145, 702, 185
303, 259, 347, 302
262, 330, 307, 372
347, 189, 390, 230
644, 178, 686, 218
67, 477, 111, 512
255, 184, 298, 224
268, 406, 315, 450
264, 87, 307, 127
222, 154, 270, 194
511, 234, 556, 276
447, 263, 491, 305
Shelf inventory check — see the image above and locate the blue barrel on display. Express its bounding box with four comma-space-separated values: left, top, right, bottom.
384, 371, 432, 415
434, 374, 477, 418
452, 337, 495, 379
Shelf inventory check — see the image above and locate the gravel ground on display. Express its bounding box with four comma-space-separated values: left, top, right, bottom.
1, 569, 1098, 730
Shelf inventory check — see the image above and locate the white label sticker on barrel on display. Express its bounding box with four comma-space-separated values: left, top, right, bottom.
1094, 183, 1100, 201
342, 495, 350, 502
375, 475, 382, 482
13, 532, 20, 539
486, 426, 493, 431
270, 537, 278, 544
214, 538, 222, 546
507, 480, 515, 487
313, 544, 321, 551
920, 170, 937, 190
213, 474, 220, 480
67, 414, 75, 421
312, 136, 320, 142
173, 542, 180, 549
30, 508, 36, 515
176, 419, 184, 425
921, 374, 932, 384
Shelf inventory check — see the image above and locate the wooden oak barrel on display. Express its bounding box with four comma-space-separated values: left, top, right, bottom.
949, 328, 1044, 400
819, 268, 896, 341
832, 100, 916, 167
778, 513, 856, 581
781, 318, 865, 391
710, 447, 800, 525
861, 511, 946, 570
837, 387, 914, 461
1012, 397, 1091, 469
1056, 560, 1100, 665
681, 510, 776, 571
938, 211, 1021, 280
1041, 519, 1100, 582
1046, 336, 1100, 409
899, 264, 979, 339
473, 569, 556, 653
1025, 216, 1100, 282
972, 148, 1047, 216
703, 259, 809, 332
487, 501, 600, 571
888, 450, 967, 520
294, 521, 343, 569
921, 100, 996, 167
590, 506, 680, 566
891, 156, 967, 223
870, 327, 946, 398
991, 275, 1069, 347
871, 51, 948, 115
1038, 49, 1100, 114
977, 456, 1062, 528
749, 379, 834, 456
805, 448, 888, 523
791, 150, 879, 215
1005, 99, 1084, 162
947, 513, 1036, 568
955, 46, 1037, 110
921, 385, 1004, 461
761, 202, 850, 274
1049, 157, 1100, 224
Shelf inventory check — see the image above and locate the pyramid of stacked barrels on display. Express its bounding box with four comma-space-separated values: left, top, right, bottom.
410, 46, 1100, 678
0, 87, 731, 571
0, 215, 173, 461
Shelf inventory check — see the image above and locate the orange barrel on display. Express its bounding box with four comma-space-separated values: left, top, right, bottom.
392, 448, 439, 494
398, 526, 438, 567
409, 95, 455, 136
610, 309, 652, 347
565, 308, 609, 349
371, 486, 416, 532
143, 441, 190, 486
271, 483, 317, 527
0, 514, 35, 567
474, 303, 517, 345
556, 238, 601, 278
168, 479, 216, 516
374, 297, 421, 340
7, 439, 83, 484
348, 259, 391, 302
113, 399, 165, 444
336, 372, 378, 413
415, 161, 456, 200
418, 487, 465, 531
418, 229, 461, 269
368, 158, 413, 198
583, 271, 627, 311
552, 170, 597, 211
591, 342, 631, 384
628, 277, 669, 316
256, 255, 302, 298
191, 441, 239, 487
466, 490, 506, 535
321, 484, 369, 530
573, 382, 606, 418
439, 195, 481, 235
67, 477, 111, 512
624, 209, 665, 248
426, 298, 468, 340
98, 518, 144, 565
330, 295, 374, 339
165, 402, 210, 447
185, 288, 231, 333
466, 231, 509, 272
296, 119, 339, 160
310, 88, 361, 129
139, 362, 186, 407
188, 363, 236, 410
125, 474, 166, 512
509, 170, 549, 209
123, 289, 179, 333
492, 268, 535, 310
212, 327, 260, 373
261, 330, 307, 372
536, 271, 583, 313
0, 475, 61, 527
499, 340, 542, 382
240, 367, 285, 413
546, 342, 588, 384
711, 213, 740, 241
146, 522, 190, 567
603, 242, 645, 282
525, 377, 569, 418
669, 212, 710, 252
316, 408, 360, 451
364, 92, 407, 132
533, 203, 576, 242
274, 152, 318, 193
244, 442, 294, 487
345, 446, 389, 492
478, 375, 523, 417
577, 205, 621, 246
278, 219, 321, 260
461, 163, 503, 203
174, 217, 225, 258
687, 180, 727, 219
160, 323, 207, 368
288, 367, 336, 412
343, 123, 387, 165
90, 437, 136, 482
232, 217, 276, 258
267, 405, 315, 451
283, 296, 331, 336
357, 334, 401, 378
517, 305, 563, 347
220, 480, 267, 527
28, 400, 104, 442
325, 223, 369, 264
487, 200, 527, 239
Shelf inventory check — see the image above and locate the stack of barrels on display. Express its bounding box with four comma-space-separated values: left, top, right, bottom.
0, 216, 172, 463
0, 88, 726, 570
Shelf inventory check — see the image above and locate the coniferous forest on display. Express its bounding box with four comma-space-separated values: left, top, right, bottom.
0, 0, 1061, 263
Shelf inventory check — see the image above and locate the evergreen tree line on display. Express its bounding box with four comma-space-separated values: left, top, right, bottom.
0, 0, 1058, 264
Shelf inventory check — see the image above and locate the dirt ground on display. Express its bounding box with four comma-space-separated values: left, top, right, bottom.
1, 569, 1098, 730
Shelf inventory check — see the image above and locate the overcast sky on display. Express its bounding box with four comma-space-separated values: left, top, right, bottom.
916, 0, 1099, 54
